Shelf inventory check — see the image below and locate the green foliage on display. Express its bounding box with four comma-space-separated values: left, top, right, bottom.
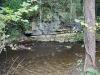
76, 59, 83, 72
33, 0, 82, 23
96, 17, 100, 33
67, 0, 82, 21
96, 0, 100, 16
76, 59, 100, 75
1, 0, 27, 11
75, 31, 84, 41
81, 68, 100, 75
96, 23, 100, 33
1, 0, 38, 34
0, 0, 38, 52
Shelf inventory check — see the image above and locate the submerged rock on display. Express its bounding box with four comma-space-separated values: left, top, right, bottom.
17, 45, 31, 50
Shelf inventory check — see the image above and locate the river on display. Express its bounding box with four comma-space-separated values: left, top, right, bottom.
0, 41, 100, 75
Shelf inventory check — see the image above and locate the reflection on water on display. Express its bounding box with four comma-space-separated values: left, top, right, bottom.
0, 41, 100, 75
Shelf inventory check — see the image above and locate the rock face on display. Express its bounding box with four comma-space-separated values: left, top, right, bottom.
29, 21, 82, 36
25, 21, 82, 42
30, 22, 59, 35
70, 21, 82, 32
26, 20, 82, 42
27, 12, 82, 37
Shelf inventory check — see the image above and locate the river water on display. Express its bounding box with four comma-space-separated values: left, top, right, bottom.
0, 41, 100, 75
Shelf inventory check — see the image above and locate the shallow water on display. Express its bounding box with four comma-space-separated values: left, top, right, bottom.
0, 41, 100, 75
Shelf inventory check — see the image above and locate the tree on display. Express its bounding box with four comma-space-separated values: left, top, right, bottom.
83, 0, 96, 74
0, 0, 38, 52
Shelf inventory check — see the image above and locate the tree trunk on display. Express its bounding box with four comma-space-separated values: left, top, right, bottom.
84, 0, 96, 74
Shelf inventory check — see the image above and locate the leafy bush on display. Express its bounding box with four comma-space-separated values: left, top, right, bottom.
1, 0, 27, 11
0, 0, 38, 53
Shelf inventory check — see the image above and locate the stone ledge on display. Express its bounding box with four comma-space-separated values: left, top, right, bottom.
30, 33, 76, 42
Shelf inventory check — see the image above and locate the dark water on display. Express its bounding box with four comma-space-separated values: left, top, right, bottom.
0, 41, 100, 75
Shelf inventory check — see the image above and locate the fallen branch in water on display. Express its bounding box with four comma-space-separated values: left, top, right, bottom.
12, 58, 25, 75
6, 56, 19, 74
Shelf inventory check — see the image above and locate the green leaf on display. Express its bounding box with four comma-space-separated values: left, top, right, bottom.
23, 10, 29, 13
28, 8, 34, 11
81, 22, 85, 25
14, 11, 22, 16
6, 35, 10, 38
93, 27, 96, 30
75, 19, 80, 23
84, 23, 88, 27
33, 5, 39, 11
81, 45, 84, 47
22, 19, 29, 23
85, 68, 100, 75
